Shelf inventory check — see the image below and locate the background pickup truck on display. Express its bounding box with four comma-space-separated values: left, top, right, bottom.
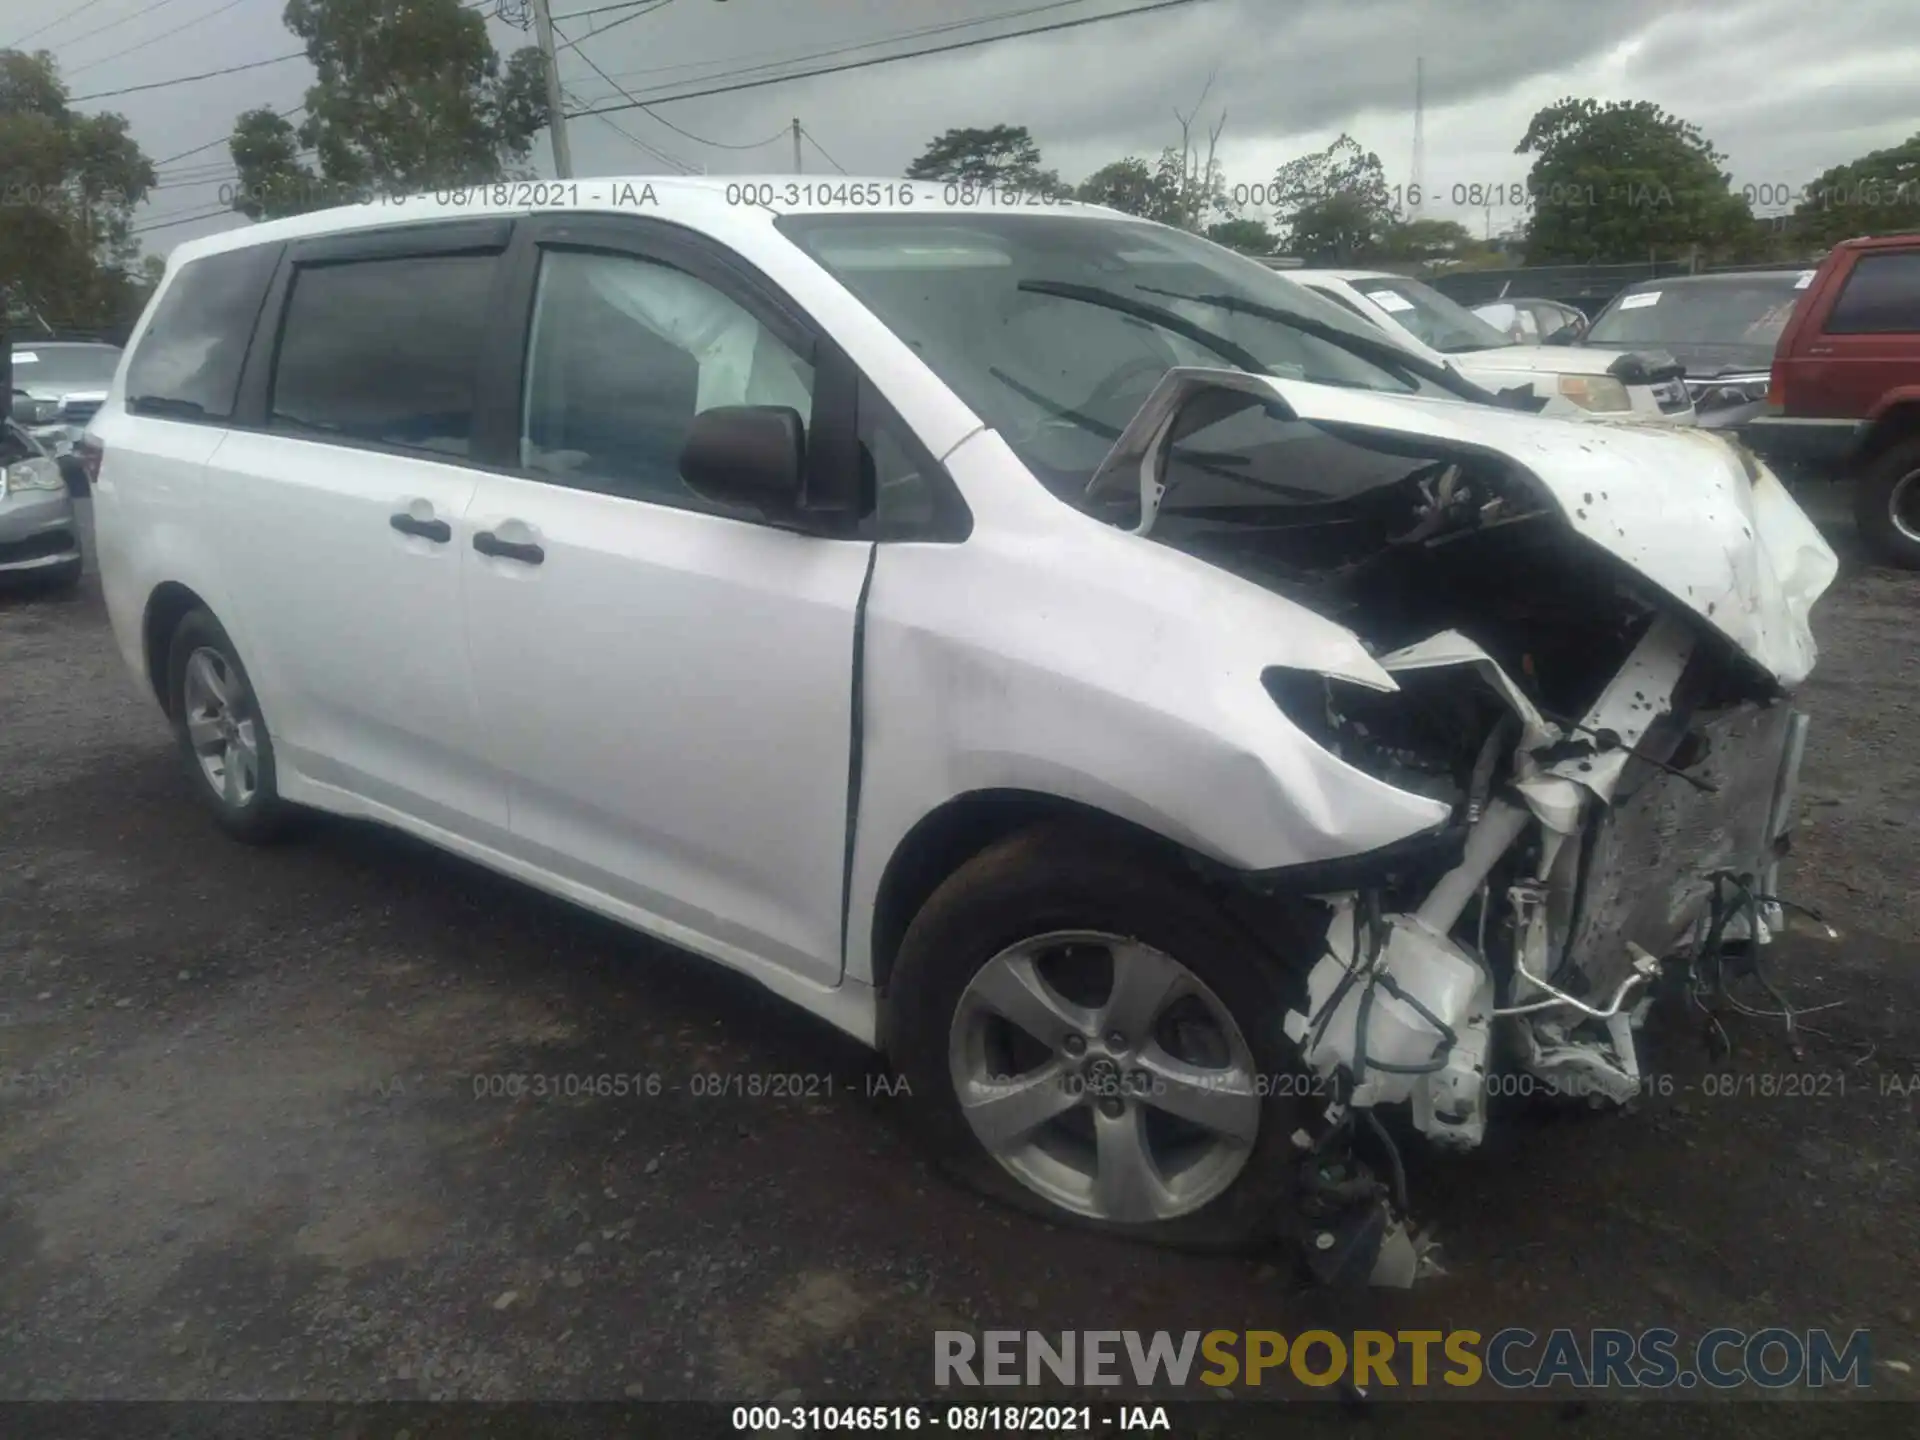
1740, 233, 1920, 569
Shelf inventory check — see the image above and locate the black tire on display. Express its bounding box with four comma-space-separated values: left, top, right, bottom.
1853, 435, 1920, 571
884, 821, 1322, 1252
164, 608, 299, 844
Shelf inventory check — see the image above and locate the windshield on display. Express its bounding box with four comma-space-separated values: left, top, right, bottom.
1587, 276, 1806, 367
776, 214, 1464, 498
1350, 278, 1515, 353
11, 344, 121, 391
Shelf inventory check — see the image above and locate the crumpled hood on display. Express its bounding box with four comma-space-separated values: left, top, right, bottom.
1085, 368, 1837, 687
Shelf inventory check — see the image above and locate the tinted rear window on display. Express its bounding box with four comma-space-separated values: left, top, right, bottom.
1824, 251, 1920, 334
125, 244, 279, 421
269, 254, 496, 458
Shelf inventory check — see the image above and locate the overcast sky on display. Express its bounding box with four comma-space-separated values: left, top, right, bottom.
14, 0, 1919, 255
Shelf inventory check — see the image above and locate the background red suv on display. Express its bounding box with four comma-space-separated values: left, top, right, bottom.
1742, 233, 1920, 568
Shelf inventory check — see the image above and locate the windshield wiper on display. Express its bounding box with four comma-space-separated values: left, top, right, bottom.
1015, 280, 1270, 374
1131, 283, 1487, 399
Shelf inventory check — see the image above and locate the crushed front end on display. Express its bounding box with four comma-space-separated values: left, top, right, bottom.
1083, 368, 1839, 1284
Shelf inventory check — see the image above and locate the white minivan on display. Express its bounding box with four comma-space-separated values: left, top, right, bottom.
90, 180, 1832, 1272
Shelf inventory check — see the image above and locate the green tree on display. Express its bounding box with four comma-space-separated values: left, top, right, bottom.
1788, 131, 1920, 249
1205, 217, 1275, 253
1267, 134, 1395, 262
1076, 157, 1174, 218
228, 0, 550, 219
0, 49, 155, 332
905, 124, 1062, 192
1514, 97, 1758, 263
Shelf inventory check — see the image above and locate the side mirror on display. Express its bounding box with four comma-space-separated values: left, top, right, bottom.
679, 405, 805, 516
10, 390, 41, 424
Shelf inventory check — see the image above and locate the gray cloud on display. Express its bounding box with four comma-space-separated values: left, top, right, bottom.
13, 0, 1916, 252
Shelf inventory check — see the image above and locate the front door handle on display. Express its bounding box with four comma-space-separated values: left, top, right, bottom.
390, 512, 451, 543
473, 529, 545, 565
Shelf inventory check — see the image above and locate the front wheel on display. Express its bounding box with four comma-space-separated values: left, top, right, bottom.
885, 822, 1323, 1251
1854, 436, 1920, 570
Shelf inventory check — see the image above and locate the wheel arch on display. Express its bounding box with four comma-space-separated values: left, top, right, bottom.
1856, 399, 1920, 470
867, 788, 1219, 1009
142, 580, 211, 716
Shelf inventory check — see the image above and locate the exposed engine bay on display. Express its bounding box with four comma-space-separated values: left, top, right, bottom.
1082, 368, 1839, 1286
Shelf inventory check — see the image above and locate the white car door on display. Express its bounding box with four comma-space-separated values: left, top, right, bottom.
462, 221, 872, 987
204, 222, 511, 837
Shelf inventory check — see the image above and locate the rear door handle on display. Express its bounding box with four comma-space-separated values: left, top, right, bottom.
473, 529, 545, 565
390, 512, 451, 543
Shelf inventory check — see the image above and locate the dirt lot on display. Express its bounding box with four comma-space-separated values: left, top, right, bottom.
2, 491, 1916, 1431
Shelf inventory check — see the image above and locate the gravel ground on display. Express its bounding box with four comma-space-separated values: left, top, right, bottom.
1, 491, 1916, 1431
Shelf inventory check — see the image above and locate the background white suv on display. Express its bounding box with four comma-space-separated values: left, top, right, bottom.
1293, 269, 1697, 424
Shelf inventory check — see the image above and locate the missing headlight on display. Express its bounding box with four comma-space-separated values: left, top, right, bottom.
1264, 665, 1510, 812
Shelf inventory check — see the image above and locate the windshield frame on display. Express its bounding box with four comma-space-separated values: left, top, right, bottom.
775, 212, 1491, 483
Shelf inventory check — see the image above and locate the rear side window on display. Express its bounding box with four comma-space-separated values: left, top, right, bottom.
1824, 252, 1920, 334
270, 254, 496, 458
124, 244, 278, 421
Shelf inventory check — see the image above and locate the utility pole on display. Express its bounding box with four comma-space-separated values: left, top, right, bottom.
792, 118, 803, 175
531, 0, 573, 178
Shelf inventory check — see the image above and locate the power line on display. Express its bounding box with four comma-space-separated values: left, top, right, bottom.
37, 0, 189, 55
557, 83, 691, 173
68, 0, 255, 77
132, 203, 242, 235
564, 0, 1105, 100
69, 51, 306, 102
554, 0, 673, 49
565, 0, 1205, 119
801, 127, 848, 175
3, 0, 115, 49
152, 102, 305, 169
552, 0, 662, 20
553, 21, 699, 170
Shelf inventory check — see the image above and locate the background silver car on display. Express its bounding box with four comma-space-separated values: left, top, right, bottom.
0, 418, 82, 592
10, 342, 121, 495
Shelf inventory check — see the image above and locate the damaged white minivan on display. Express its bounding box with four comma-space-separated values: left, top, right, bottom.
91, 182, 1836, 1279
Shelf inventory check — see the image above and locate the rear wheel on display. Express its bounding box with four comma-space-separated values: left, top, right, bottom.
885, 822, 1322, 1251
165, 609, 299, 843
1854, 435, 1920, 570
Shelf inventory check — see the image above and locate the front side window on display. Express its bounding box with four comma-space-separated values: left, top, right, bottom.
519, 248, 815, 514
777, 214, 1464, 502
1824, 252, 1920, 335
125, 245, 279, 421
270, 253, 496, 457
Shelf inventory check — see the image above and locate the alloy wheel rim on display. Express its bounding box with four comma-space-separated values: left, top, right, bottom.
1890, 467, 1920, 546
948, 930, 1262, 1224
182, 647, 259, 809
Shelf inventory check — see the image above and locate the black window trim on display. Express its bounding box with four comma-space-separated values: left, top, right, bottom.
486, 211, 969, 542
225, 210, 972, 539
125, 240, 284, 427
233, 218, 515, 445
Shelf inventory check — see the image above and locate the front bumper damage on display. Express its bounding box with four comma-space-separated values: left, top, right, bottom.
1280, 619, 1812, 1285
1083, 368, 1837, 1286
